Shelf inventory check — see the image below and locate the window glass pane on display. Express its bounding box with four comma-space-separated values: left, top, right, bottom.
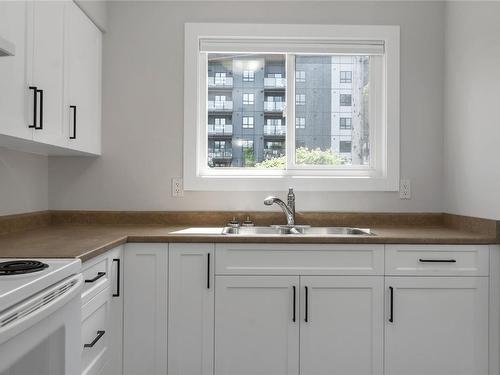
208, 53, 286, 169
294, 55, 371, 166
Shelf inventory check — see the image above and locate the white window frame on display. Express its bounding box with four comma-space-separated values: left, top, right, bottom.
243, 93, 254, 105
184, 23, 400, 191
242, 116, 254, 128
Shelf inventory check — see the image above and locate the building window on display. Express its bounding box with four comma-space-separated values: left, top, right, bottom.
339, 141, 352, 153
243, 93, 254, 105
241, 140, 254, 149
296, 117, 306, 129
243, 70, 255, 82
340, 94, 352, 106
186, 23, 400, 191
242, 116, 254, 128
339, 117, 352, 129
296, 70, 306, 82
214, 118, 226, 125
340, 71, 352, 83
296, 94, 306, 105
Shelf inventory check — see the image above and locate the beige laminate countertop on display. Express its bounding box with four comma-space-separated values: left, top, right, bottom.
0, 224, 497, 262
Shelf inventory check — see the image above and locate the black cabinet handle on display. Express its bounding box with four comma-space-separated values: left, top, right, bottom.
35, 89, 43, 130
389, 286, 394, 323
84, 330, 105, 348
69, 105, 77, 139
112, 259, 120, 297
85, 272, 106, 283
292, 286, 296, 322
419, 258, 456, 263
28, 86, 37, 128
304, 286, 309, 323
207, 253, 210, 289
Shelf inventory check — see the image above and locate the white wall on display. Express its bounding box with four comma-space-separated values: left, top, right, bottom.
48, 0, 446, 212
444, 2, 500, 220
0, 148, 48, 215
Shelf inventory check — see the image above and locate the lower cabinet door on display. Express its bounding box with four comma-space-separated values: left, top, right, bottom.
168, 243, 214, 375
299, 276, 384, 375
123, 244, 168, 375
215, 276, 300, 375
385, 277, 489, 375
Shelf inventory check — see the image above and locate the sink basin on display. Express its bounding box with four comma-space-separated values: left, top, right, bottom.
222, 226, 372, 236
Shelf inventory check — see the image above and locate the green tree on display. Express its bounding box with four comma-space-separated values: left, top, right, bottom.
255, 147, 345, 168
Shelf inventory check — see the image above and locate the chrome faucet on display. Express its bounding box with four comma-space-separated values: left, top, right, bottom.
264, 188, 296, 226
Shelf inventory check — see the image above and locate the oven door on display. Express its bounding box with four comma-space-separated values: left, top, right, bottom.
0, 274, 83, 375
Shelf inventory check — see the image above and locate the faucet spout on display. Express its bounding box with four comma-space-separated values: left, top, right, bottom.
264, 196, 295, 226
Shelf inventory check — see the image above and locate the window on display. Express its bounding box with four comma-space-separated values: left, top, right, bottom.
340, 94, 352, 106
243, 93, 254, 105
242, 116, 254, 128
339, 141, 352, 153
185, 23, 400, 191
296, 117, 306, 129
296, 94, 306, 105
214, 118, 226, 125
243, 70, 255, 82
340, 71, 352, 83
339, 117, 352, 129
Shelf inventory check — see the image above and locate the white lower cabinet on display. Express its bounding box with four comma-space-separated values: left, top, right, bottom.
215, 275, 300, 375
123, 243, 168, 375
168, 243, 214, 375
385, 276, 489, 375
300, 276, 384, 375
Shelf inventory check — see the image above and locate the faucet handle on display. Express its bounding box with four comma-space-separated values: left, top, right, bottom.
227, 216, 240, 228
242, 216, 254, 227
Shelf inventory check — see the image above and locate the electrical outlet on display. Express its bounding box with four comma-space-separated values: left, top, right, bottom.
399, 179, 411, 200
172, 178, 184, 197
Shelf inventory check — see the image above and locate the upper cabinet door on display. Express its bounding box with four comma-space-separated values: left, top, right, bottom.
385, 277, 489, 375
215, 276, 300, 375
299, 276, 384, 375
64, 1, 102, 155
29, 0, 66, 146
168, 244, 214, 375
0, 1, 32, 140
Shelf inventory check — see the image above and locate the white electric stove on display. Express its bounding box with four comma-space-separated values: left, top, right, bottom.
0, 258, 83, 375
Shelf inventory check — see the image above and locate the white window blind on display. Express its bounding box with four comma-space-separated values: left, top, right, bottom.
199, 38, 385, 55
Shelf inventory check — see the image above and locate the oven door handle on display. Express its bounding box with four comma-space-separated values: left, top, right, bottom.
0, 274, 83, 345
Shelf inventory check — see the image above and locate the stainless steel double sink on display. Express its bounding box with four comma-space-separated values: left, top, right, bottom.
221, 226, 372, 236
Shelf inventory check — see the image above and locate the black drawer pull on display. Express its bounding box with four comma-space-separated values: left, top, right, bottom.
304, 286, 309, 323
389, 286, 394, 323
112, 259, 120, 297
292, 286, 296, 322
84, 330, 105, 348
207, 253, 210, 289
419, 259, 456, 263
69, 105, 77, 139
28, 86, 37, 128
85, 272, 106, 283
35, 89, 43, 130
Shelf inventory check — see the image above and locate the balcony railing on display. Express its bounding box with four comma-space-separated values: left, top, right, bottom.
208, 76, 233, 88
264, 101, 285, 112
264, 148, 285, 159
208, 101, 233, 111
208, 150, 233, 159
263, 125, 287, 136
208, 124, 233, 135
264, 77, 286, 88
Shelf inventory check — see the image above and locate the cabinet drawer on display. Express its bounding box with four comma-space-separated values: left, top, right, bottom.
216, 243, 384, 275
82, 253, 111, 305
385, 245, 489, 276
82, 286, 111, 375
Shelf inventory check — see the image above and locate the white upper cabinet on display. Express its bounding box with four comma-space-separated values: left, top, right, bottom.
64, 1, 102, 154
0, 1, 31, 140
300, 276, 384, 375
28, 0, 66, 147
0, 0, 101, 155
385, 276, 489, 375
